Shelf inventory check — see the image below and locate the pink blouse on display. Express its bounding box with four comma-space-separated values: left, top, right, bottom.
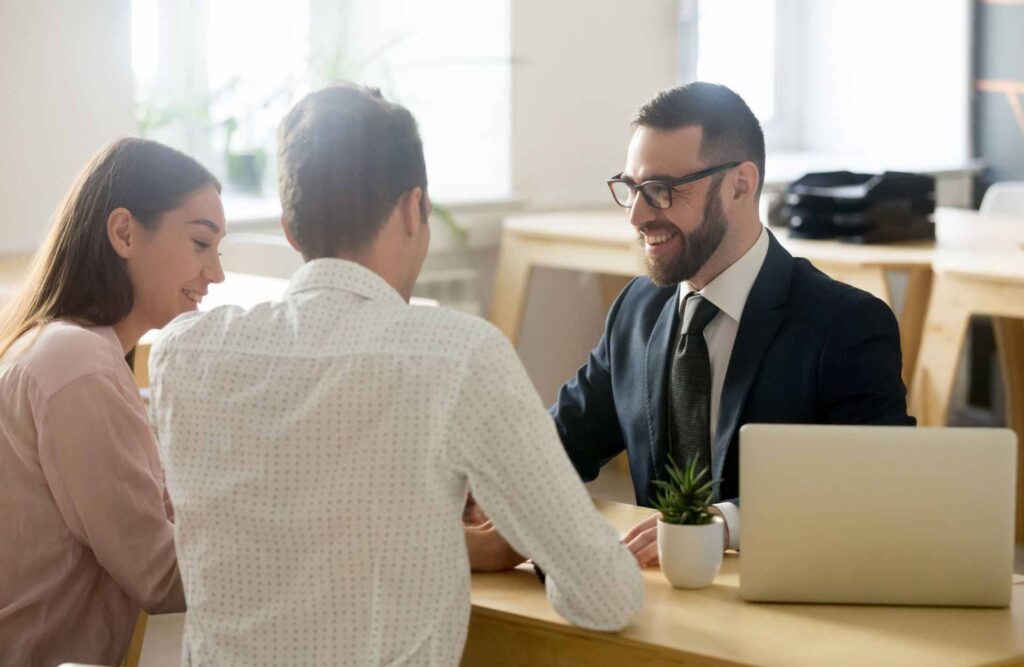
0, 321, 183, 666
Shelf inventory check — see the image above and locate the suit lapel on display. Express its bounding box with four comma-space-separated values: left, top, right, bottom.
712, 232, 794, 489
644, 290, 680, 485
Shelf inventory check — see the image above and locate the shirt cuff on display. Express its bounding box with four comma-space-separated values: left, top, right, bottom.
713, 501, 740, 551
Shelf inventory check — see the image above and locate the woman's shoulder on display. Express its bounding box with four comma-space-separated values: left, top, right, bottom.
3, 321, 128, 396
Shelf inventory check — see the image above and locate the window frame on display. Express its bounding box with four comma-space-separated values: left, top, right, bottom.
676, 0, 805, 152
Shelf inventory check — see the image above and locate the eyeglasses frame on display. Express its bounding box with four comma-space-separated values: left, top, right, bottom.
607, 161, 742, 210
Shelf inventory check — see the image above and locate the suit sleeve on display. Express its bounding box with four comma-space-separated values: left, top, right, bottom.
548, 278, 636, 482
817, 295, 916, 426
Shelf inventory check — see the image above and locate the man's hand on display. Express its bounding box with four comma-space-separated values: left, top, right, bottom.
622, 508, 730, 567
465, 522, 527, 572
462, 491, 489, 526
622, 513, 661, 567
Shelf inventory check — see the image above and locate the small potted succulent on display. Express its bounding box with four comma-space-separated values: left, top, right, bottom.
651, 454, 724, 589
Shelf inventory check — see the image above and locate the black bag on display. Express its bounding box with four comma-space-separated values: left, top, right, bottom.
780, 171, 935, 243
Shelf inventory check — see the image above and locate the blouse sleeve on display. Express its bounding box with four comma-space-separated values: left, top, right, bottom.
35, 370, 185, 614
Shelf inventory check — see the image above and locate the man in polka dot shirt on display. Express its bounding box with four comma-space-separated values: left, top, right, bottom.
149, 82, 643, 666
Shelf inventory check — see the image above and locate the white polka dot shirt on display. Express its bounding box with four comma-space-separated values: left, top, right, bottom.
149, 258, 643, 666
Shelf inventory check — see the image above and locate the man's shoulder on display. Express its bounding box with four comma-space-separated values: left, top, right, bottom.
402, 305, 508, 351
3, 321, 126, 395
615, 276, 677, 314
790, 258, 885, 313
597, 276, 677, 345
151, 305, 249, 357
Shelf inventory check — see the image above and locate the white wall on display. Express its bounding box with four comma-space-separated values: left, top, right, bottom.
801, 0, 971, 164
0, 0, 135, 254
511, 0, 679, 211
509, 0, 678, 402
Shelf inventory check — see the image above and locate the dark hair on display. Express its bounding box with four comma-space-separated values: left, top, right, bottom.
0, 138, 220, 358
277, 82, 428, 260
633, 82, 765, 196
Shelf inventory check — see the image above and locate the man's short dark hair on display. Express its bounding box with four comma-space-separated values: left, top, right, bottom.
278, 82, 428, 259
633, 82, 765, 196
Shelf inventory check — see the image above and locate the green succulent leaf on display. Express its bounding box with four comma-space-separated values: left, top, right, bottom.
649, 453, 722, 526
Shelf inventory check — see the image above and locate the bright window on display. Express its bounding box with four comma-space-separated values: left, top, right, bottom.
131, 0, 511, 202
678, 0, 802, 149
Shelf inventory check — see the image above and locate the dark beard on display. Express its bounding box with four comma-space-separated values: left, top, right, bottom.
643, 176, 728, 287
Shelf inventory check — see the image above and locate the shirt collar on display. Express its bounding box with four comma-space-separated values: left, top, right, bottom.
285, 258, 407, 306
678, 226, 769, 324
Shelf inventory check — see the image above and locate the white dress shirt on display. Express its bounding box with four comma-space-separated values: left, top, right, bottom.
678, 227, 769, 549
149, 259, 642, 667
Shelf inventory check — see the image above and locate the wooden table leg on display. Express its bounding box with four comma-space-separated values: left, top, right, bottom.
899, 269, 933, 390
909, 273, 973, 426
994, 317, 1024, 439
994, 317, 1024, 543
489, 234, 535, 346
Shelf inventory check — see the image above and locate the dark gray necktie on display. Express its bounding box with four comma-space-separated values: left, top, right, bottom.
667, 293, 720, 476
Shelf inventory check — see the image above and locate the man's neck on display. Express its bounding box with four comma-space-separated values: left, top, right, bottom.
687, 217, 763, 292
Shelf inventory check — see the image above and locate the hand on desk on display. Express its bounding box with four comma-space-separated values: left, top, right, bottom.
462, 491, 489, 525
623, 508, 729, 567
463, 491, 526, 571
464, 522, 527, 572
622, 513, 662, 567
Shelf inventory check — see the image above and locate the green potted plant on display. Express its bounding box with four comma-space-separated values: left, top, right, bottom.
221, 116, 267, 194
651, 454, 724, 589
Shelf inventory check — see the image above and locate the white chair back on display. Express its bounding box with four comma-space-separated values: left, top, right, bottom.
980, 181, 1024, 217
219, 233, 303, 279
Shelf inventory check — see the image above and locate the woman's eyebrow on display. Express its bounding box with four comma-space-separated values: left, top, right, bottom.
187, 219, 224, 236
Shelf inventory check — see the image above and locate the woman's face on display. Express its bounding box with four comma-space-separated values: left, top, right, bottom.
123, 184, 227, 330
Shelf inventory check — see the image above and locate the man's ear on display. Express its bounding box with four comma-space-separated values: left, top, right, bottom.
107, 208, 136, 259
731, 161, 760, 202
399, 187, 424, 237
281, 216, 304, 254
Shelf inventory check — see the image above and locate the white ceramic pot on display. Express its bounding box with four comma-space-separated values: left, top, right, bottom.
657, 517, 724, 589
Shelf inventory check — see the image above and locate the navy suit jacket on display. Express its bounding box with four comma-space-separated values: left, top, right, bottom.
550, 231, 916, 506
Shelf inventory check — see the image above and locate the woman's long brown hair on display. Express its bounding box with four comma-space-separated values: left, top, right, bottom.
0, 138, 220, 360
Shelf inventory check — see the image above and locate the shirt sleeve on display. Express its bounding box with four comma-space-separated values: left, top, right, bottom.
444, 327, 644, 631
36, 371, 185, 614
712, 501, 740, 550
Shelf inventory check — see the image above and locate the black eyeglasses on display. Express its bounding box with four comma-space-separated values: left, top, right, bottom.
607, 161, 741, 210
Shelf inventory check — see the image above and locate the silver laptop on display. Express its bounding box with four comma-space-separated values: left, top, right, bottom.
739, 424, 1017, 607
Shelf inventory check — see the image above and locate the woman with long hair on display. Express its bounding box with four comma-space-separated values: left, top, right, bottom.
0, 138, 225, 666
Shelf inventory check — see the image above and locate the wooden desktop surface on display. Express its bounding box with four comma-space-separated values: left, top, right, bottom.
465, 500, 1024, 667
500, 208, 937, 266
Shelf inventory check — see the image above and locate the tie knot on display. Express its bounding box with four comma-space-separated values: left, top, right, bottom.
682, 294, 719, 335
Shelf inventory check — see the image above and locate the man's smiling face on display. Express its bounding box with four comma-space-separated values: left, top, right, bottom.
623, 125, 730, 286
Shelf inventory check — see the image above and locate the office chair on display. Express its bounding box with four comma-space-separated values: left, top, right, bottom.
980, 181, 1024, 217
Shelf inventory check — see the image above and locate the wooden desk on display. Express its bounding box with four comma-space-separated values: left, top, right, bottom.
489, 211, 934, 386
465, 500, 1024, 667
